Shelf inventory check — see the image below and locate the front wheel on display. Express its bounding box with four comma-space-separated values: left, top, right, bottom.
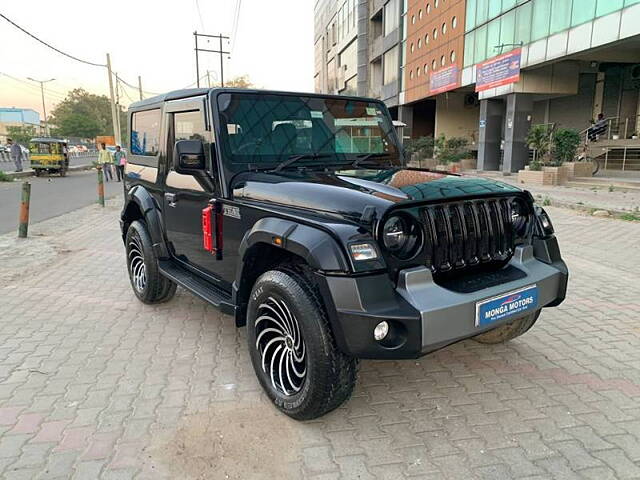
247, 269, 357, 420
125, 220, 176, 304
473, 311, 540, 344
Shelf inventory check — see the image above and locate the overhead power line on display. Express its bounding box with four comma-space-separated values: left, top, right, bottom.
231, 0, 242, 52
0, 72, 68, 100
0, 13, 107, 68
116, 75, 160, 97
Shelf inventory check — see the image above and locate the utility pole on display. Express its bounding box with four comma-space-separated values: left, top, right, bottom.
114, 73, 122, 145
194, 31, 200, 88
138, 75, 143, 101
106, 54, 121, 147
193, 32, 230, 88
27, 77, 55, 136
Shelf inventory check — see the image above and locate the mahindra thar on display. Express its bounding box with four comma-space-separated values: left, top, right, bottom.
120, 88, 568, 419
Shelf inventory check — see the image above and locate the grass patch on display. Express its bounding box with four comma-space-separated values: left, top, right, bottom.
608, 185, 615, 192
0, 171, 13, 182
542, 196, 551, 206
620, 213, 640, 222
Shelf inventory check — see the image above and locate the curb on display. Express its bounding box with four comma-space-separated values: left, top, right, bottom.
3, 164, 94, 180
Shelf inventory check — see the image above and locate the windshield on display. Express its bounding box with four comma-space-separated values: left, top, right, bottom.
216, 92, 401, 167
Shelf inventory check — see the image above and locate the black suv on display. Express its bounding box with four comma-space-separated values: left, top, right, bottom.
121, 88, 568, 419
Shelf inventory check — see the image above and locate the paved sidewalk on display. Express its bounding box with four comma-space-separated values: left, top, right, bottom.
0, 200, 640, 479
474, 171, 640, 215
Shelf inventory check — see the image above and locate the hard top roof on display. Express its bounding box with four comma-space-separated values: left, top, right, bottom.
128, 88, 381, 111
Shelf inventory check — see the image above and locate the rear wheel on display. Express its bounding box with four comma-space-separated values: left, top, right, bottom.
34, 169, 41, 177
247, 269, 357, 420
473, 311, 540, 344
125, 220, 176, 304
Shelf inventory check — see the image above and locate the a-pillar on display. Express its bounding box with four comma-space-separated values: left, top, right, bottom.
503, 93, 533, 174
477, 99, 504, 171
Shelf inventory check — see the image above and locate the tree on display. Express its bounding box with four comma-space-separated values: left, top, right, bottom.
49, 88, 126, 140
6, 125, 37, 145
212, 75, 254, 89
526, 124, 554, 169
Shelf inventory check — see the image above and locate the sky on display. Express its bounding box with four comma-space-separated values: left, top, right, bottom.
0, 0, 315, 120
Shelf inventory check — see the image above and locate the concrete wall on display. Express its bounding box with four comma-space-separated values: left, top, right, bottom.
434, 91, 479, 143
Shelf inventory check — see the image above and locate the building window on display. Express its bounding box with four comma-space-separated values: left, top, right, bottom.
411, 42, 415, 53
419, 9, 423, 19
435, 0, 439, 7
452, 16, 457, 29
410, 70, 414, 79
383, 45, 399, 85
424, 63, 428, 73
412, 14, 416, 24
433, 28, 438, 39
427, 3, 431, 14
440, 55, 445, 66
425, 33, 429, 44
384, 0, 400, 36
442, 22, 447, 34
418, 38, 422, 48
417, 66, 421, 77
432, 59, 437, 70
450, 50, 456, 63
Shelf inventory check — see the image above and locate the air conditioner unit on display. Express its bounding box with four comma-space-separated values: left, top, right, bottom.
464, 93, 479, 107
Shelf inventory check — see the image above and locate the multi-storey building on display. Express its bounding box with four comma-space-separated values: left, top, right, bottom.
314, 0, 640, 174
0, 108, 41, 143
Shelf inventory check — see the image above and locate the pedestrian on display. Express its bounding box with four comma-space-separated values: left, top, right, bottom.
113, 145, 126, 182
98, 143, 113, 181
588, 113, 607, 142
7, 138, 24, 172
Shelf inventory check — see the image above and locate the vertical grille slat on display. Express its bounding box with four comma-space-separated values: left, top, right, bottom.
420, 197, 516, 274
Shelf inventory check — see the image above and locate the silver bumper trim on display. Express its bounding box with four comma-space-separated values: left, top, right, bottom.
396, 245, 564, 353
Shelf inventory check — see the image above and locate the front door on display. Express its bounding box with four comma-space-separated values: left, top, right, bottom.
162, 97, 230, 292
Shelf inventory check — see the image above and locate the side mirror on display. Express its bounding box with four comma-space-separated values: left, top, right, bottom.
173, 140, 205, 174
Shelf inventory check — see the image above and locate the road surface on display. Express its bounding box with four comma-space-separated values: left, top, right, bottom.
0, 153, 97, 173
0, 169, 122, 234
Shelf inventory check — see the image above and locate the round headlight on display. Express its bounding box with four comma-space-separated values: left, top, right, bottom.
381, 214, 422, 260
510, 198, 529, 236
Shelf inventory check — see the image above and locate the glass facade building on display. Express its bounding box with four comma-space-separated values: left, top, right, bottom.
464, 0, 640, 67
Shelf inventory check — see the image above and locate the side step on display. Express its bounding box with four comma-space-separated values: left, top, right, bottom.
158, 260, 236, 315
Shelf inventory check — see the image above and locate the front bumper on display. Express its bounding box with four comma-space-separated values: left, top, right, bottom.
320, 237, 568, 359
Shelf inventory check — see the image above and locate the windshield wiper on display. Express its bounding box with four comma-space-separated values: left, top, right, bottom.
352, 152, 394, 169
274, 153, 332, 172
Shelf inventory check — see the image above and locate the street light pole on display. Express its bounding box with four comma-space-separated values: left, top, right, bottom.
27, 77, 55, 136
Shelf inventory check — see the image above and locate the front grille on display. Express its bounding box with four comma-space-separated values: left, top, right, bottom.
421, 198, 515, 274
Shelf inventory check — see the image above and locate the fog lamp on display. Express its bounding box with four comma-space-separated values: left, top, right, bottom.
373, 321, 389, 341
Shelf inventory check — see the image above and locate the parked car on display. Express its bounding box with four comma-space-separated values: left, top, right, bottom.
120, 88, 568, 420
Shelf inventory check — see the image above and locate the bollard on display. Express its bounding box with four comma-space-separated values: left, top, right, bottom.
18, 181, 31, 238
97, 165, 105, 207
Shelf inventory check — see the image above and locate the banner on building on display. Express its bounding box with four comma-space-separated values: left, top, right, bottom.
429, 65, 459, 95
476, 48, 522, 92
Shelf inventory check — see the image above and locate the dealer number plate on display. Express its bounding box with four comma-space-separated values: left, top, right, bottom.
475, 285, 538, 327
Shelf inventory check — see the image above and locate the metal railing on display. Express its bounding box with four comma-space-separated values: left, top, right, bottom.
595, 146, 640, 172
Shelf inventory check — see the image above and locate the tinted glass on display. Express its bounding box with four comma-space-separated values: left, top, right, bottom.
572, 0, 596, 26
131, 109, 161, 156
596, 0, 623, 16
515, 1, 532, 44
174, 111, 206, 141
532, 0, 551, 41
550, 0, 571, 34
500, 9, 516, 47
216, 93, 400, 165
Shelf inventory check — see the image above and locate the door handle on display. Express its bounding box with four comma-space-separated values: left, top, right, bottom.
165, 193, 177, 207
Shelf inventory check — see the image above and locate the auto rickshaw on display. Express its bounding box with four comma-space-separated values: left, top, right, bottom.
28, 137, 69, 177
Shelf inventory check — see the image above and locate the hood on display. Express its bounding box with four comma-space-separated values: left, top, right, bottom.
232, 168, 522, 222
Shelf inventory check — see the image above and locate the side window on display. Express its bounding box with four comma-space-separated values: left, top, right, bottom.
131, 109, 161, 156
174, 111, 207, 142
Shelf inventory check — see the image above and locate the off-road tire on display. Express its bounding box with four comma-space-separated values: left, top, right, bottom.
125, 220, 177, 304
247, 269, 357, 420
473, 311, 541, 344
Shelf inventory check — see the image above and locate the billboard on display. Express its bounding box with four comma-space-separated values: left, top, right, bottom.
476, 48, 522, 92
429, 65, 459, 95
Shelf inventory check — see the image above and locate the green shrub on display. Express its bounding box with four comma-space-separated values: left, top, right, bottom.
553, 128, 581, 164
435, 134, 470, 165
404, 136, 434, 160
526, 124, 553, 166
0, 171, 13, 182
